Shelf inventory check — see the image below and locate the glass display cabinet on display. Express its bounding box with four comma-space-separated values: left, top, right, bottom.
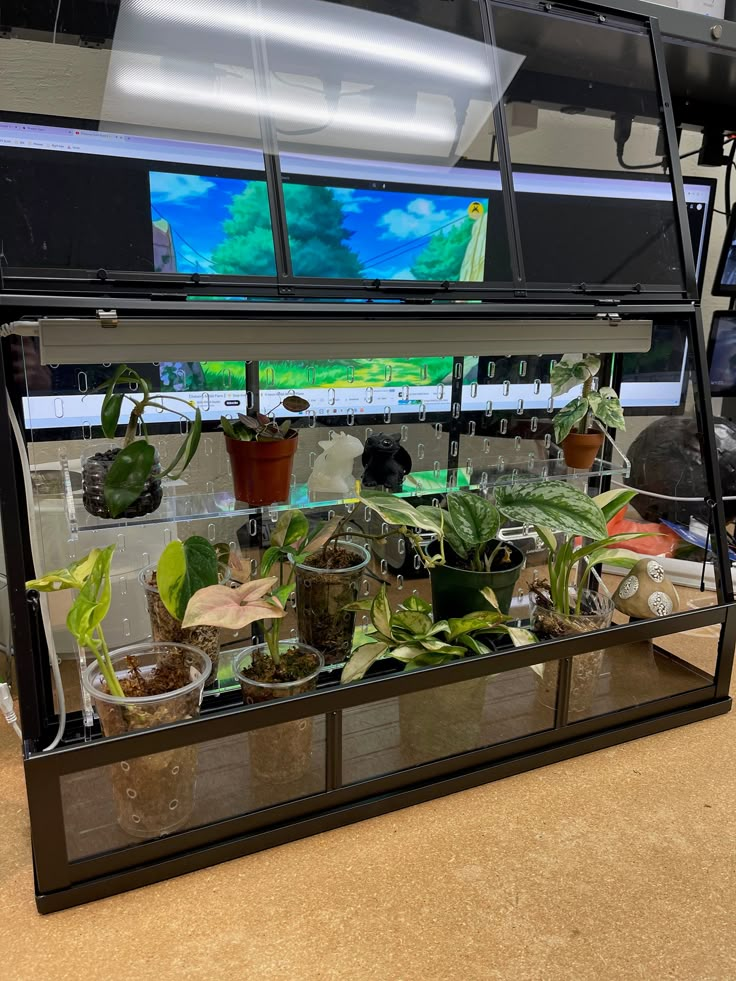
0, 0, 733, 912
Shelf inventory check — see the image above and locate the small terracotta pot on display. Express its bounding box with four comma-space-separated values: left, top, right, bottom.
561, 430, 604, 470
225, 432, 298, 506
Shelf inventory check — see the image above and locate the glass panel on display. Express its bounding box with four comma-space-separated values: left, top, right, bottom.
60, 719, 326, 862
266, 0, 515, 283
343, 667, 554, 784
491, 4, 685, 289
0, 2, 276, 279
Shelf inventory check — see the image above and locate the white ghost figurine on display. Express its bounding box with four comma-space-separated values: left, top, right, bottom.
307, 433, 364, 499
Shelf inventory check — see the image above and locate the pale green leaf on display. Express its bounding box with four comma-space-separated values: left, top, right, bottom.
391, 609, 434, 639
271, 510, 309, 549
399, 595, 432, 614
341, 642, 388, 684
495, 480, 608, 540
371, 585, 392, 638
587, 390, 625, 431
553, 396, 589, 443
479, 585, 501, 611
27, 548, 103, 592
593, 488, 638, 524
508, 626, 537, 647
549, 360, 579, 397
359, 491, 440, 532
447, 492, 500, 549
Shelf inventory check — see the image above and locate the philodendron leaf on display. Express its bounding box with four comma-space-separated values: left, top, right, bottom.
157, 535, 219, 621
553, 395, 589, 443
26, 548, 103, 592
447, 492, 500, 549
341, 641, 388, 684
549, 359, 579, 397
587, 389, 626, 431
66, 545, 116, 648
343, 597, 374, 613
104, 440, 156, 518
495, 480, 608, 541
271, 509, 309, 549
100, 393, 124, 439
360, 491, 440, 532
302, 515, 343, 556
182, 577, 283, 631
593, 488, 638, 524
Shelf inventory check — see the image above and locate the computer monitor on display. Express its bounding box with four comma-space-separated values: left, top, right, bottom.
707, 312, 736, 395
6, 116, 710, 429
713, 210, 736, 296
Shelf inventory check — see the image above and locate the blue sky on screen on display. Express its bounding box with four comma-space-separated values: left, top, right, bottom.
149, 170, 482, 278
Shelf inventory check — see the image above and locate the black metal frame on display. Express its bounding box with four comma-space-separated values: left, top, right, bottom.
0, 0, 733, 913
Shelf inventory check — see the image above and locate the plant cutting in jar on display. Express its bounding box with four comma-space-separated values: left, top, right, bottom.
360, 480, 612, 620
84, 364, 202, 519
550, 355, 625, 470
340, 585, 536, 683
140, 536, 226, 688
527, 488, 650, 717
27, 546, 219, 837
220, 395, 310, 506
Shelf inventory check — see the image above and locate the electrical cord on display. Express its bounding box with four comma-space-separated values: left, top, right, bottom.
6, 389, 66, 751
612, 477, 736, 503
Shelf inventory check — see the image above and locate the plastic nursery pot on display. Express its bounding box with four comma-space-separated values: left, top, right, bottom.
400, 676, 488, 767
529, 588, 614, 718
560, 430, 604, 470
138, 562, 231, 690
81, 642, 211, 839
82, 446, 163, 519
232, 641, 324, 784
429, 541, 525, 620
294, 540, 371, 666
225, 432, 298, 506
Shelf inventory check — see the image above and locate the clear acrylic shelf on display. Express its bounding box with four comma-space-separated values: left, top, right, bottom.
54, 449, 631, 540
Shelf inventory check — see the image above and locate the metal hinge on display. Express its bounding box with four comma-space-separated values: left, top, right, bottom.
97, 309, 118, 328
595, 312, 622, 322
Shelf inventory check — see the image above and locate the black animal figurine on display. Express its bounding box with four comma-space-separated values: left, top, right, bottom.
361, 432, 412, 492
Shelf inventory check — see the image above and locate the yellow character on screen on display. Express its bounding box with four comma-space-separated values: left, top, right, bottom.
460, 202, 487, 282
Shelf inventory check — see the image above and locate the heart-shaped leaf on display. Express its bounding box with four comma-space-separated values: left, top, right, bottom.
360, 491, 439, 532
271, 510, 309, 549
101, 393, 124, 439
553, 396, 589, 443
495, 480, 608, 541
447, 493, 500, 549
104, 440, 156, 518
26, 548, 103, 592
587, 389, 625, 431
157, 536, 219, 622
182, 577, 283, 631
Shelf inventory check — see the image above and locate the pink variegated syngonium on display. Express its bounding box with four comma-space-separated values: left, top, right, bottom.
181, 576, 286, 633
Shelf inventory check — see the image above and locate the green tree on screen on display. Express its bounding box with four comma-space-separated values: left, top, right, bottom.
211, 182, 278, 276
211, 181, 362, 279
283, 184, 362, 278
410, 218, 473, 281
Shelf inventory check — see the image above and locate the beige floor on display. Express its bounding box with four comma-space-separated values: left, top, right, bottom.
1, 668, 735, 981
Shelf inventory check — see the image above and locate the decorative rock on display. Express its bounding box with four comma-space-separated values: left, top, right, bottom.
307, 432, 364, 499
613, 558, 679, 619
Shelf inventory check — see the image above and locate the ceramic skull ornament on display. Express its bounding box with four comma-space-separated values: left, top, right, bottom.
307, 432, 364, 499
613, 558, 680, 619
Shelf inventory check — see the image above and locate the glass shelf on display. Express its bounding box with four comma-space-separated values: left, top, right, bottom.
56, 453, 630, 540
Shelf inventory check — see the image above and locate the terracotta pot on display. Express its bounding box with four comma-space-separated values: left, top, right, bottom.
561, 430, 604, 470
225, 432, 298, 506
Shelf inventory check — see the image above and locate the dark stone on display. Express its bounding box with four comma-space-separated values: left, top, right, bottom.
627, 416, 736, 524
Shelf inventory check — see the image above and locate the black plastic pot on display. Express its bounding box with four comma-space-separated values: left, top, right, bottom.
429, 541, 525, 619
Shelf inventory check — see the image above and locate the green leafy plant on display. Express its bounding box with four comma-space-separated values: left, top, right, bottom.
341, 586, 535, 683
156, 536, 219, 621
532, 488, 649, 615
360, 481, 610, 571
551, 354, 625, 444
27, 546, 125, 697
220, 395, 310, 443
99, 364, 202, 517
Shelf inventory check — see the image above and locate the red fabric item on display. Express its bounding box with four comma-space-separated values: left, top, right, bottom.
606, 510, 680, 557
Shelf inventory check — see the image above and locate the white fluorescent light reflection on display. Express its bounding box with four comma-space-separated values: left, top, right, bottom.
116, 70, 457, 142
128, 0, 493, 87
